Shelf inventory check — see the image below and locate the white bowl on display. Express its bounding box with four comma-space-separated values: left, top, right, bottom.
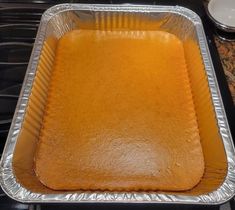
208, 0, 235, 32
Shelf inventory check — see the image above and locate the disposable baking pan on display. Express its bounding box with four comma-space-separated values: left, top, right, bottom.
0, 4, 235, 205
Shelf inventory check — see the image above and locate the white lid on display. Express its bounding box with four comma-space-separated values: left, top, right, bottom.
208, 0, 235, 28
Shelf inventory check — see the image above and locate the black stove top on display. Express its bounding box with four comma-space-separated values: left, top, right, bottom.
0, 0, 234, 209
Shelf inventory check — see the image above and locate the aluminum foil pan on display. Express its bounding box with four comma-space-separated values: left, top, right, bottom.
1, 4, 235, 205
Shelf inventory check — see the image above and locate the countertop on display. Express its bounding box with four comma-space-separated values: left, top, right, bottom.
214, 37, 235, 104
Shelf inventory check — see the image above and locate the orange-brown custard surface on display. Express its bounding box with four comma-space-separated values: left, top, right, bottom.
35, 30, 204, 191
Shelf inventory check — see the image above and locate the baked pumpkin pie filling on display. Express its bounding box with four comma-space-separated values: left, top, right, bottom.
35, 29, 204, 191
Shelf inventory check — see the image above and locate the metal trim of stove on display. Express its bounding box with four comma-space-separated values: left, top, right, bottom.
0, 3, 235, 205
